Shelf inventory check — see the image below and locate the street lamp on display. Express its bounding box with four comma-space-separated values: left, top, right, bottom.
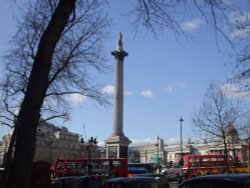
155, 136, 160, 165
248, 126, 250, 173
87, 137, 97, 175
144, 150, 148, 163
179, 116, 184, 166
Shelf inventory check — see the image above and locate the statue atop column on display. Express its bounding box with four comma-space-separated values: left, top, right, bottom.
116, 32, 124, 52
112, 32, 128, 60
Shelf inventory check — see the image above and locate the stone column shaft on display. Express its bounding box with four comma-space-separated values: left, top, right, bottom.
113, 58, 124, 135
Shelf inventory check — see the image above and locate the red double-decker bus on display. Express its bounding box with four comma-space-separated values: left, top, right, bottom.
182, 154, 233, 177
53, 158, 128, 178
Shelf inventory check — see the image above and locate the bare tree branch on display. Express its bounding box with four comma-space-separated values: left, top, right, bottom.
192, 82, 247, 173
0, 0, 111, 127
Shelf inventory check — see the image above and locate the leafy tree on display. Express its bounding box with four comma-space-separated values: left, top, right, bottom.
192, 82, 246, 173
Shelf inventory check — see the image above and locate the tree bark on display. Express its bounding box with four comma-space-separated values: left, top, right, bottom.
1, 125, 17, 188
4, 1, 76, 188
223, 140, 230, 174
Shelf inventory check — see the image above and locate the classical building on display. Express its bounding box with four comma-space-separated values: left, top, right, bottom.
129, 124, 249, 168
1, 121, 249, 168
129, 138, 167, 165
0, 121, 100, 167
0, 132, 12, 166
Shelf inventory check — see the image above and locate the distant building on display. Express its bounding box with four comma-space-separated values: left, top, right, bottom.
1, 121, 248, 168
0, 121, 100, 167
129, 124, 249, 168
0, 132, 12, 166
129, 138, 167, 165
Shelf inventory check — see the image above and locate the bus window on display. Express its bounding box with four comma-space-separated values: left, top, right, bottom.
53, 158, 128, 178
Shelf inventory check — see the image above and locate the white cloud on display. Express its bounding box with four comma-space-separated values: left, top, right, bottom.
230, 12, 250, 38
128, 137, 180, 147
101, 85, 133, 97
180, 81, 187, 88
66, 93, 87, 105
181, 19, 204, 30
230, 11, 250, 23
125, 91, 133, 96
231, 25, 250, 38
98, 138, 157, 147
219, 83, 250, 99
141, 90, 154, 98
167, 137, 180, 145
163, 86, 175, 93
97, 141, 105, 147
101, 85, 114, 95
130, 138, 156, 147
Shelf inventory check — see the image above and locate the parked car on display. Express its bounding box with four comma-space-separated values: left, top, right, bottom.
106, 177, 160, 188
161, 168, 181, 181
54, 176, 77, 188
73, 175, 109, 188
54, 175, 108, 188
178, 173, 250, 188
135, 173, 170, 188
128, 167, 151, 176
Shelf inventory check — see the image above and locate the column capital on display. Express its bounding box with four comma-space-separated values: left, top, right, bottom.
111, 50, 128, 61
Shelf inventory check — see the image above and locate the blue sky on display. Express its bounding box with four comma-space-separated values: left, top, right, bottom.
0, 1, 249, 146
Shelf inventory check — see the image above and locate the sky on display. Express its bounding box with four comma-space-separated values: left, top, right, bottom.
0, 1, 249, 146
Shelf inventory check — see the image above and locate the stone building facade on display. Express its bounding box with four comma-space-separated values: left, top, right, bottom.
129, 138, 167, 164
129, 137, 249, 168
0, 132, 12, 166
167, 138, 249, 165
1, 121, 249, 168
0, 121, 100, 167
129, 125, 249, 168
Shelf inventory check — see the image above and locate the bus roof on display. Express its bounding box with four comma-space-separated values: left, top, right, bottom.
183, 154, 226, 159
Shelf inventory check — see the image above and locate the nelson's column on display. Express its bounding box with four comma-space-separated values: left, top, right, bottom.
105, 33, 131, 158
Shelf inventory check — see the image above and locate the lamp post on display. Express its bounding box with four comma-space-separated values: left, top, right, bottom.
179, 116, 184, 166
248, 126, 250, 173
87, 137, 97, 175
157, 136, 160, 165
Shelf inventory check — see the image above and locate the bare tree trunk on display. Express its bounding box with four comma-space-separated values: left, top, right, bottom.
222, 133, 230, 174
224, 142, 230, 174
1, 125, 17, 188
4, 1, 76, 188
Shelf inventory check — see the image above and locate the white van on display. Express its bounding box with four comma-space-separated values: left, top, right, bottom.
161, 168, 181, 181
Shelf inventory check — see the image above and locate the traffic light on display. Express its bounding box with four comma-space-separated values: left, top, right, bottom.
169, 161, 173, 168
178, 159, 183, 166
